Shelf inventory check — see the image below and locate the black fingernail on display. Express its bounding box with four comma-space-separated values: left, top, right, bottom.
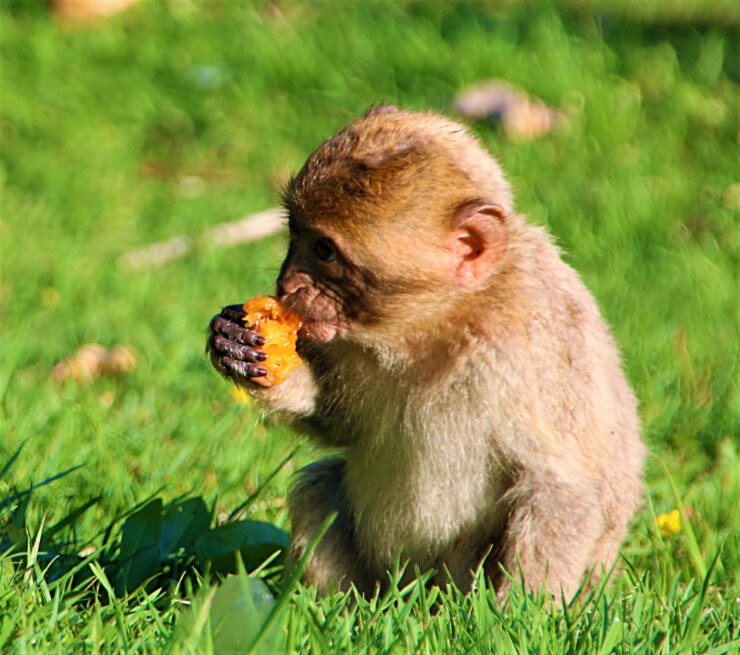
257, 351, 268, 361
257, 367, 268, 376
255, 335, 266, 346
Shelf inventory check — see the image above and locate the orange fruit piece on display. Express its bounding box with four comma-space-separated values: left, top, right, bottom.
242, 295, 302, 385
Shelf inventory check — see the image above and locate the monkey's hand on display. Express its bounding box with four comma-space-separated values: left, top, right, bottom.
208, 304, 318, 417
208, 304, 272, 388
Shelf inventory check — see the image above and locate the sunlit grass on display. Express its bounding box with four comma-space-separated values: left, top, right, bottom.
0, 0, 737, 651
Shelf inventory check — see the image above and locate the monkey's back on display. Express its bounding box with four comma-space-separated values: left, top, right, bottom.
470, 223, 645, 584
485, 223, 643, 474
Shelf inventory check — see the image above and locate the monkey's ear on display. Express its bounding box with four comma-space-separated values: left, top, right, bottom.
363, 104, 399, 119
449, 204, 507, 288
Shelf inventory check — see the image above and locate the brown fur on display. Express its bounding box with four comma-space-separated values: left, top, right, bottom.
208, 108, 645, 601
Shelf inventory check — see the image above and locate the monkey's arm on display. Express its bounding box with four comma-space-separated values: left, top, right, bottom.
287, 457, 374, 595
245, 363, 318, 417
209, 309, 369, 590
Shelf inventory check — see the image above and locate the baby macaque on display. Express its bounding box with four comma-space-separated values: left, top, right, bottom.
208, 107, 645, 601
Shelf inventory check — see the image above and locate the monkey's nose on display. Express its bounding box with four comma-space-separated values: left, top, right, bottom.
277, 271, 312, 296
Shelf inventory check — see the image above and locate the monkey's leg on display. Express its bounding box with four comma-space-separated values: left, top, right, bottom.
491, 479, 608, 604
287, 457, 373, 595
580, 481, 642, 592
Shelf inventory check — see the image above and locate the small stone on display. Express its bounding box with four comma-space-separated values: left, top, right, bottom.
53, 344, 137, 383
723, 182, 740, 210
453, 79, 566, 140
51, 0, 141, 23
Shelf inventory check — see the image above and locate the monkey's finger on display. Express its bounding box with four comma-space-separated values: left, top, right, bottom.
221, 356, 268, 379
210, 315, 265, 347
221, 304, 246, 322
212, 335, 268, 363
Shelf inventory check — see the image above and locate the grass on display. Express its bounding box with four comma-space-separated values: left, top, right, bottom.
1, 0, 738, 651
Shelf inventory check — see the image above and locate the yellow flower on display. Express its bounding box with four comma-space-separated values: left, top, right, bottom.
230, 386, 253, 404
657, 509, 681, 536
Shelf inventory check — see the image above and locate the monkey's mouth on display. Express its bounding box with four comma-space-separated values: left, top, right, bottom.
298, 317, 338, 343
279, 293, 340, 343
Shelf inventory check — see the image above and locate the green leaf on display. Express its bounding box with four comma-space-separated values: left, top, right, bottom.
113, 498, 163, 595
160, 497, 211, 557
195, 520, 289, 575
209, 575, 282, 655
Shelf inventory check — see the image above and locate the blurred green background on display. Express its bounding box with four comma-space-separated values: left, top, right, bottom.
0, 0, 738, 648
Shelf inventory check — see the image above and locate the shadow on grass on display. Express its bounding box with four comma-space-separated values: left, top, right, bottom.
0, 443, 289, 602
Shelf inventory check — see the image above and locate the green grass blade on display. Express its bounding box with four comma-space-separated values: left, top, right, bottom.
245, 511, 337, 655
0, 465, 83, 513
0, 442, 25, 483
661, 459, 707, 580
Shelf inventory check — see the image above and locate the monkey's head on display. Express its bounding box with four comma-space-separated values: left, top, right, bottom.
278, 107, 515, 353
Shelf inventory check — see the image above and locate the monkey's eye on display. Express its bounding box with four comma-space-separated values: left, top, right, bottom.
314, 238, 337, 263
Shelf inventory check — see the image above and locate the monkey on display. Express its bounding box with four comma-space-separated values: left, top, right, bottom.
207, 106, 645, 603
